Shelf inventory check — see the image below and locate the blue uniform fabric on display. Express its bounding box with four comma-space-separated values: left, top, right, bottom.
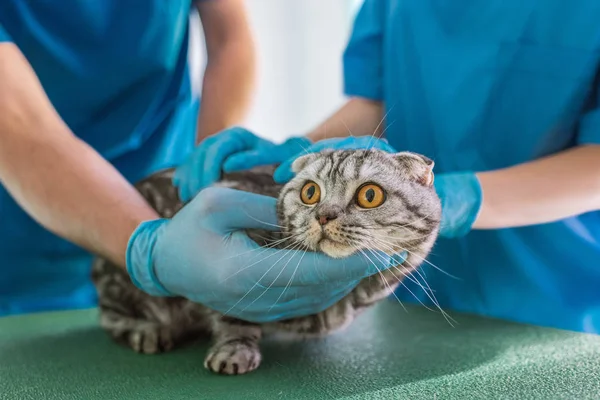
344, 0, 600, 333
0, 1, 200, 316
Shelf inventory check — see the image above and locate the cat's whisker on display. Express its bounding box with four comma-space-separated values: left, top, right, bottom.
370, 104, 395, 147
340, 119, 356, 137
356, 248, 407, 313
293, 136, 313, 157
360, 238, 456, 325
356, 233, 460, 281
364, 237, 456, 326
219, 232, 305, 262
242, 211, 286, 229
377, 119, 395, 141
347, 235, 429, 290
402, 249, 462, 281
365, 249, 440, 315
268, 244, 309, 313
223, 242, 304, 318
363, 246, 433, 301
401, 258, 457, 326
360, 239, 431, 290
221, 240, 302, 283
239, 242, 304, 314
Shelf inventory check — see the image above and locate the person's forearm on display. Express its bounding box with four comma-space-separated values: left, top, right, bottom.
0, 43, 158, 267
306, 97, 384, 142
473, 145, 600, 229
195, 0, 256, 143
195, 43, 255, 143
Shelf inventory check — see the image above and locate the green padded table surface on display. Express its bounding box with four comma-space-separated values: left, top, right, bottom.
2, 301, 600, 400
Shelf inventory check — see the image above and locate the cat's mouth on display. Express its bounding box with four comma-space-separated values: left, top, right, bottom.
318, 230, 345, 245
316, 232, 354, 258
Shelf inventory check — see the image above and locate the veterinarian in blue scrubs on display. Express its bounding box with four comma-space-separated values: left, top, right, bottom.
185, 1, 600, 333
0, 1, 401, 320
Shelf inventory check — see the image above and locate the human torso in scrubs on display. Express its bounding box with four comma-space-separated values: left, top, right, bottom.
344, 0, 600, 333
0, 0, 199, 315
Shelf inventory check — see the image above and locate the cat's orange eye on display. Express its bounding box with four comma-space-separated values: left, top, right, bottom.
300, 181, 321, 205
356, 183, 385, 209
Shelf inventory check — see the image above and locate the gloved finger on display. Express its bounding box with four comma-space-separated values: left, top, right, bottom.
201, 137, 253, 188
173, 170, 190, 202
222, 149, 279, 173
196, 187, 281, 232
250, 249, 407, 287
172, 142, 210, 202
273, 159, 295, 184
190, 148, 211, 197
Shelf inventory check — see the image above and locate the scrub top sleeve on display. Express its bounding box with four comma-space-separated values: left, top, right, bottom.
0, 24, 12, 43
576, 78, 600, 145
342, 0, 385, 101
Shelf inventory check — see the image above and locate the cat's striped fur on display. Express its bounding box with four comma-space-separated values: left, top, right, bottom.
92, 149, 441, 375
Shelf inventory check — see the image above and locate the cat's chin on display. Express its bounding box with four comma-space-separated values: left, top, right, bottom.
318, 239, 356, 259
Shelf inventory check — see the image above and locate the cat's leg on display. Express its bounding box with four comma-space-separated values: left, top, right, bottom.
93, 259, 204, 354
99, 307, 177, 354
204, 315, 263, 375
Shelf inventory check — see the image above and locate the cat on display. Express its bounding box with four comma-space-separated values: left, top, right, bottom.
91, 148, 442, 375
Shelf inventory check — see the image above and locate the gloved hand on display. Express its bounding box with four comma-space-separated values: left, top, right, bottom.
126, 187, 406, 323
223, 135, 312, 173
433, 172, 483, 239
271, 136, 396, 183
173, 127, 286, 202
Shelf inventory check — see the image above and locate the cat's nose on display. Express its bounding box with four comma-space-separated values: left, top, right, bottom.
317, 214, 338, 225
316, 207, 341, 225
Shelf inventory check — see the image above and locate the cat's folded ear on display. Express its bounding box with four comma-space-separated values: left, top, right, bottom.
391, 152, 435, 187
291, 153, 320, 173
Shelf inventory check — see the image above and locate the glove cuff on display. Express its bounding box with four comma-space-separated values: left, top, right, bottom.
436, 172, 483, 238
126, 219, 173, 296
459, 172, 483, 236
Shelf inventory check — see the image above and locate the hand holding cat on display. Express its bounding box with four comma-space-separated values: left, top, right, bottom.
126, 187, 406, 322
270, 136, 397, 183
173, 127, 311, 202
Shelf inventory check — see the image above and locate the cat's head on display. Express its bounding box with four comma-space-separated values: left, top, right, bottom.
277, 149, 442, 259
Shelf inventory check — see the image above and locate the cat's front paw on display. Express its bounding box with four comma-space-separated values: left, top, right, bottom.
127, 324, 174, 355
204, 339, 261, 375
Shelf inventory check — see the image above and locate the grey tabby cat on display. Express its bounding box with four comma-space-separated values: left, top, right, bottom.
92, 149, 442, 375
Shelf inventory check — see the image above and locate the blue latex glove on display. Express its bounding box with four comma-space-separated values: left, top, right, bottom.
433, 172, 483, 239
173, 127, 284, 202
223, 136, 312, 173
271, 136, 397, 183
127, 187, 406, 323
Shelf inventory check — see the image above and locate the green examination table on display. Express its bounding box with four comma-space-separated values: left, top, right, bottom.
1, 301, 600, 399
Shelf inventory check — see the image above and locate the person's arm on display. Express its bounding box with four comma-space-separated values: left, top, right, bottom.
194, 0, 256, 143
307, 0, 386, 143
0, 43, 158, 268
473, 145, 600, 229
306, 98, 384, 142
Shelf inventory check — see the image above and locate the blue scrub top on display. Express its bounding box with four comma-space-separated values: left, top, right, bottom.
0, 1, 200, 315
344, 0, 600, 333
